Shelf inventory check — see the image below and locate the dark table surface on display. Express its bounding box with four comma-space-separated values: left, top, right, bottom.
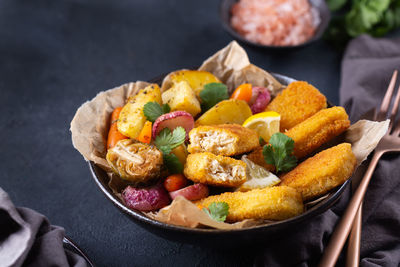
0, 0, 346, 266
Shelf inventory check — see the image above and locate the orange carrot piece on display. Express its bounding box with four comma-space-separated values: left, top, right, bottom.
107, 107, 128, 149
137, 121, 152, 144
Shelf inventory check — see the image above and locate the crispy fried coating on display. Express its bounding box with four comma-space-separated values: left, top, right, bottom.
188, 124, 259, 156
184, 152, 247, 187
246, 147, 275, 172
285, 106, 350, 159
265, 81, 327, 131
196, 186, 304, 222
280, 143, 356, 201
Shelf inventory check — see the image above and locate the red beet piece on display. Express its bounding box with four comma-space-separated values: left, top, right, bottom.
122, 184, 170, 211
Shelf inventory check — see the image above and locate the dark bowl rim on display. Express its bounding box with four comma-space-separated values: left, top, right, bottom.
219, 0, 331, 49
88, 72, 350, 234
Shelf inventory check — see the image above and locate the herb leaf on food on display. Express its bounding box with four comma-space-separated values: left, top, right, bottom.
203, 202, 229, 222
143, 102, 171, 122
199, 83, 229, 112
262, 132, 297, 173
163, 153, 184, 174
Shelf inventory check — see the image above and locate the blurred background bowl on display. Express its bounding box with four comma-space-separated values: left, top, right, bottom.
219, 0, 331, 49
88, 72, 349, 248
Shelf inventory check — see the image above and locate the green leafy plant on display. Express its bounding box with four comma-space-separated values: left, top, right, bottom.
262, 133, 297, 173
143, 102, 170, 122
203, 202, 229, 222
199, 83, 229, 112
325, 0, 400, 48
154, 127, 186, 173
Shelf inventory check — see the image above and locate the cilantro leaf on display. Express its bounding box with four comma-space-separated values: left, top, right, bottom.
262, 133, 297, 173
203, 202, 229, 222
259, 136, 265, 146
199, 83, 229, 112
154, 127, 186, 173
154, 127, 186, 151
163, 153, 184, 174
143, 102, 170, 122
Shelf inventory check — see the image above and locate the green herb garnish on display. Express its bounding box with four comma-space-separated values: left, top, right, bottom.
259, 136, 266, 146
199, 83, 229, 112
163, 153, 184, 174
154, 127, 186, 173
143, 102, 171, 122
325, 0, 400, 49
262, 133, 297, 173
203, 202, 229, 222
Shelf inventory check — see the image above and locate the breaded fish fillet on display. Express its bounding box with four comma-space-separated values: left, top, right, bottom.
246, 147, 275, 172
265, 81, 327, 131
285, 106, 350, 159
184, 152, 247, 187
188, 124, 259, 156
196, 186, 304, 222
280, 143, 356, 201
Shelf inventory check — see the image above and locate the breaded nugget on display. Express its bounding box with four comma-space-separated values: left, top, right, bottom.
196, 186, 304, 222
280, 143, 356, 201
184, 152, 247, 187
246, 147, 275, 172
265, 81, 327, 131
188, 124, 259, 156
285, 106, 350, 159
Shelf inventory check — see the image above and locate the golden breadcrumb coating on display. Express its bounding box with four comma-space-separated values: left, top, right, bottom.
280, 143, 356, 201
196, 186, 304, 222
184, 152, 247, 187
188, 124, 259, 156
246, 147, 275, 172
285, 106, 350, 159
265, 81, 327, 131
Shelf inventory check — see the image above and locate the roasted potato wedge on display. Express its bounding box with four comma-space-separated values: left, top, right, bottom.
161, 70, 220, 96
195, 99, 252, 126
162, 81, 201, 117
117, 84, 162, 139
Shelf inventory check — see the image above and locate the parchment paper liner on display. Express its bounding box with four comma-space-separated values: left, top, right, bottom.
70, 41, 389, 229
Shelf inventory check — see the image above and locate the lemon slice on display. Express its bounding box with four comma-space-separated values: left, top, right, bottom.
242, 111, 280, 142
237, 156, 280, 192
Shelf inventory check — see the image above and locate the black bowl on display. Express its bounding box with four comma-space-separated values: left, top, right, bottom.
219, 0, 331, 49
88, 72, 350, 247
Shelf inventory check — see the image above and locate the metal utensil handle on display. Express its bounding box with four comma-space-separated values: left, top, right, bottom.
346, 204, 362, 267
318, 151, 382, 267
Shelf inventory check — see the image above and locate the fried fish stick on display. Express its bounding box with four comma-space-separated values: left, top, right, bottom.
184, 152, 247, 187
246, 147, 275, 172
188, 124, 259, 156
285, 106, 350, 159
265, 81, 327, 131
196, 186, 303, 222
280, 143, 356, 201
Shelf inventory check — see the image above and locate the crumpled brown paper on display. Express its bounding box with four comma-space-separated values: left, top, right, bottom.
70, 41, 389, 229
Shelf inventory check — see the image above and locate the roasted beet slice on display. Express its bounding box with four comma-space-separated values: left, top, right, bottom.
152, 111, 194, 139
122, 184, 170, 211
169, 183, 209, 201
250, 87, 271, 114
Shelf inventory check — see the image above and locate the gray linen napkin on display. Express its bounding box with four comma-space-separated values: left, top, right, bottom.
0, 187, 88, 267
255, 35, 400, 267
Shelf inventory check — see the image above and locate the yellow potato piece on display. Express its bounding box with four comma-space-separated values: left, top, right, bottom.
162, 81, 201, 117
117, 84, 161, 139
161, 70, 220, 96
195, 99, 252, 126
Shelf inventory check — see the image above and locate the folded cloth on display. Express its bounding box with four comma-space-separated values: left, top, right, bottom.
0, 187, 88, 267
255, 35, 400, 267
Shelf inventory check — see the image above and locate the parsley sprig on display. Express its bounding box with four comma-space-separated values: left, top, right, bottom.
203, 202, 229, 222
199, 83, 229, 112
154, 127, 186, 173
263, 133, 297, 173
143, 102, 170, 122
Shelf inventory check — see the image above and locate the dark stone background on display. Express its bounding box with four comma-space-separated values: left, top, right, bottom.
0, 0, 347, 266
